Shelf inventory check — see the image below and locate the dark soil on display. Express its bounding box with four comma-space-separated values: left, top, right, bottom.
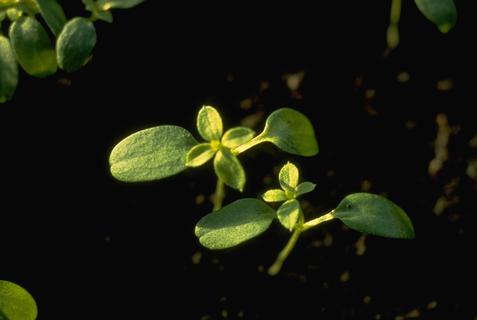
1, 1, 476, 319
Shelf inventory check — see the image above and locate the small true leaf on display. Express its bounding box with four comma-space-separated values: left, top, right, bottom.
213, 148, 245, 191
255, 108, 318, 156
97, 0, 144, 10
333, 193, 415, 239
186, 143, 215, 167
195, 198, 275, 249
222, 127, 255, 149
295, 181, 316, 197
279, 162, 299, 192
262, 189, 287, 202
415, 0, 457, 33
197, 106, 223, 141
110, 125, 197, 182
277, 199, 302, 231
0, 35, 18, 103
56, 17, 97, 72
9, 16, 57, 77
36, 0, 67, 36
0, 280, 38, 320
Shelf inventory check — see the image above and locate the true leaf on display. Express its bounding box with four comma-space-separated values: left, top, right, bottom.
222, 127, 255, 149
9, 16, 57, 77
6, 7, 21, 20
97, 0, 144, 10
333, 193, 415, 239
36, 0, 67, 36
415, 0, 457, 33
277, 199, 301, 231
197, 106, 223, 141
110, 125, 197, 182
195, 198, 275, 249
279, 162, 299, 192
56, 17, 96, 72
262, 189, 287, 202
0, 35, 18, 103
295, 181, 316, 197
213, 148, 245, 191
0, 280, 38, 320
186, 143, 215, 167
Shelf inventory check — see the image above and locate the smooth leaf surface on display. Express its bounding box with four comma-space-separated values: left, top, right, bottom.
0, 35, 18, 103
277, 199, 301, 231
36, 0, 66, 36
56, 17, 96, 72
295, 181, 316, 197
333, 193, 415, 239
9, 16, 57, 77
262, 189, 287, 202
186, 143, 215, 167
279, 162, 299, 192
222, 127, 255, 149
256, 108, 318, 156
97, 0, 144, 10
197, 106, 223, 141
213, 148, 245, 191
415, 0, 457, 33
0, 280, 38, 320
110, 125, 197, 182
195, 198, 275, 249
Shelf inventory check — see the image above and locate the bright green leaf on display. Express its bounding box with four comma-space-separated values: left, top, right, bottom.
6, 7, 21, 20
195, 198, 275, 249
97, 0, 144, 10
277, 199, 302, 231
415, 0, 457, 33
0, 280, 38, 320
279, 162, 299, 193
295, 181, 316, 197
56, 17, 96, 72
0, 35, 18, 103
186, 143, 216, 167
36, 0, 66, 36
9, 16, 57, 77
110, 125, 197, 182
222, 127, 255, 149
213, 148, 245, 191
197, 106, 223, 141
333, 193, 415, 239
262, 189, 287, 202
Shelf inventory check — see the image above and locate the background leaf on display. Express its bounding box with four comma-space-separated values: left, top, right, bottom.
110, 125, 197, 182
9, 16, 57, 77
36, 0, 67, 36
56, 17, 96, 72
97, 0, 144, 10
0, 280, 38, 320
197, 106, 223, 141
0, 35, 18, 103
195, 198, 275, 249
277, 199, 301, 231
333, 193, 415, 239
415, 0, 457, 33
213, 148, 245, 191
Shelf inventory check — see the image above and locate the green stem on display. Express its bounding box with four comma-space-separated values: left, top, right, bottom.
386, 0, 402, 49
302, 211, 335, 231
212, 178, 225, 211
268, 226, 302, 276
232, 134, 266, 155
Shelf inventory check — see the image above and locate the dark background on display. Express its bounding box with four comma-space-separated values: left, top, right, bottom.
1, 1, 476, 319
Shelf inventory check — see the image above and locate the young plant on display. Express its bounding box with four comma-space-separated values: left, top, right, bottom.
0, 0, 144, 103
0, 280, 37, 320
195, 162, 415, 275
109, 106, 318, 210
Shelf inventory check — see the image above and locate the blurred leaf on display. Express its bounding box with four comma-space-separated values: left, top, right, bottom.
186, 143, 215, 167
214, 148, 245, 191
0, 35, 18, 103
415, 0, 457, 33
56, 17, 96, 72
277, 199, 301, 231
195, 198, 275, 249
110, 125, 197, 182
97, 0, 144, 10
279, 162, 299, 192
0, 280, 38, 320
6, 7, 21, 20
9, 16, 57, 77
222, 127, 255, 149
333, 193, 415, 239
197, 106, 223, 141
295, 181, 316, 197
36, 0, 66, 36
262, 189, 287, 202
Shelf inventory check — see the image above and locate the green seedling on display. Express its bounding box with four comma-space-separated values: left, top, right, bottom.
196, 162, 415, 275
110, 106, 318, 210
0, 280, 37, 320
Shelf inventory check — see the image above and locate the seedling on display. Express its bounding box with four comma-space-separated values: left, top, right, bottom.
195, 162, 415, 275
0, 280, 37, 320
109, 106, 318, 210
